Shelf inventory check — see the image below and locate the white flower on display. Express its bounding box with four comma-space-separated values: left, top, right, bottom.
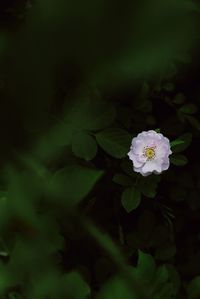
128, 130, 172, 176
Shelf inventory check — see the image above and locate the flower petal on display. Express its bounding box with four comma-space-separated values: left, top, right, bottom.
133, 166, 150, 176
142, 160, 162, 174
128, 151, 144, 168
161, 159, 170, 171
131, 139, 146, 154
128, 130, 171, 175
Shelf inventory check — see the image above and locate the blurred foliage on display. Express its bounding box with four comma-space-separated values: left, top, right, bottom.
0, 0, 200, 298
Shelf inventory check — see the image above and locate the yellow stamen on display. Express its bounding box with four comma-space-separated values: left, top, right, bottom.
144, 147, 156, 160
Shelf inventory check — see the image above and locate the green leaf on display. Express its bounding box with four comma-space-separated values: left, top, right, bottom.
136, 250, 156, 282
154, 265, 169, 287
186, 115, 200, 130
153, 282, 174, 299
170, 133, 192, 153
34, 122, 74, 161
131, 251, 176, 299
64, 271, 90, 299
170, 154, 188, 166
188, 276, 200, 299
151, 266, 174, 299
138, 175, 161, 198
72, 131, 97, 161
96, 276, 137, 299
113, 173, 133, 186
131, 251, 177, 299
96, 128, 132, 159
27, 270, 90, 299
85, 220, 127, 269
84, 221, 147, 299
154, 128, 161, 133
166, 264, 181, 295
121, 187, 141, 212
49, 164, 103, 205
170, 139, 185, 148
26, 271, 59, 299
179, 103, 198, 114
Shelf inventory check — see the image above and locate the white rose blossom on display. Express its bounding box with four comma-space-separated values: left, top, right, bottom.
128, 130, 172, 176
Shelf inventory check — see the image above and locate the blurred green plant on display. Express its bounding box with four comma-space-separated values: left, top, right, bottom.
0, 0, 200, 298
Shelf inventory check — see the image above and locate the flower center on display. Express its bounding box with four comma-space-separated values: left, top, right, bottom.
144, 146, 156, 160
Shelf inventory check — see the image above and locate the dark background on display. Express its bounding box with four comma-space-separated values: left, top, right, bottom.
0, 1, 200, 299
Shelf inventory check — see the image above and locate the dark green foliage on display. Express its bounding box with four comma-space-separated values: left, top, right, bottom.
170, 154, 188, 166
121, 186, 141, 212
96, 128, 131, 159
187, 276, 200, 299
0, 0, 200, 299
72, 132, 97, 161
49, 164, 104, 205
170, 132, 192, 152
